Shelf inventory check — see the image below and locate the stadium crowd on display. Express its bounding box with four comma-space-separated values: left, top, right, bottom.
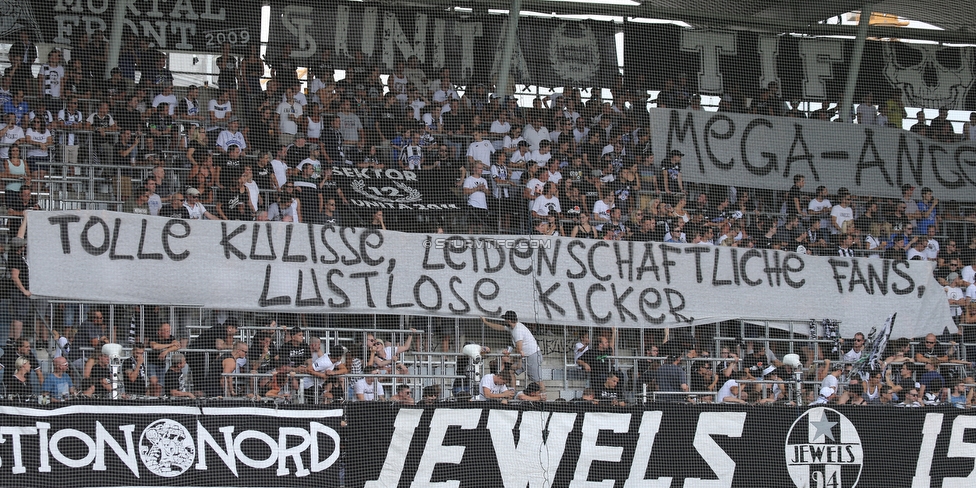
1, 35, 976, 407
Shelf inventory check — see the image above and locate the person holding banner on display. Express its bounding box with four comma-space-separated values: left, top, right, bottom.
482, 311, 543, 385
369, 329, 416, 377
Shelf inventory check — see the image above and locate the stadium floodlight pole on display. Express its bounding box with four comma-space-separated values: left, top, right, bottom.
495, 0, 523, 100
104, 0, 128, 80
838, 4, 874, 123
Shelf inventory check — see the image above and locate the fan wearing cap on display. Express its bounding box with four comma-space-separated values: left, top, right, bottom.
182, 187, 219, 220
819, 359, 845, 396
482, 311, 543, 385
368, 328, 417, 377
754, 366, 790, 404
661, 149, 684, 194
715, 371, 748, 404
810, 385, 837, 405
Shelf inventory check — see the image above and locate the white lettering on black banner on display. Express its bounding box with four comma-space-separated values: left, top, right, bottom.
0, 404, 342, 485
39, 0, 259, 51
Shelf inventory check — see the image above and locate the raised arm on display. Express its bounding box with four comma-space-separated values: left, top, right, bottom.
481, 316, 509, 332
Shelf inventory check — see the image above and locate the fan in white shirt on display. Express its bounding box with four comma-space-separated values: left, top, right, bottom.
152, 85, 178, 116
531, 182, 562, 218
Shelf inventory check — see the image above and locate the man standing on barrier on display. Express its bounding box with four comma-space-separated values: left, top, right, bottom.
482, 311, 543, 387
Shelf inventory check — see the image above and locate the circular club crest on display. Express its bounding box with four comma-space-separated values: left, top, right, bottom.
139, 419, 195, 477
785, 407, 863, 488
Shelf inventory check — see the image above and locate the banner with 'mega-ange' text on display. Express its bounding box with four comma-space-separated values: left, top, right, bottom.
26, 210, 952, 338
651, 109, 976, 202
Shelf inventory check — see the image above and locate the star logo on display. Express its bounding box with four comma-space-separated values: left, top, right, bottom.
785, 407, 863, 488
809, 412, 838, 442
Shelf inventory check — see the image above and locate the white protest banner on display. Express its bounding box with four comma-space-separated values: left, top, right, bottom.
26, 211, 953, 337
651, 109, 976, 201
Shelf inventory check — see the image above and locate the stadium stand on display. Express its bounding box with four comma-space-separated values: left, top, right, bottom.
1, 1, 976, 486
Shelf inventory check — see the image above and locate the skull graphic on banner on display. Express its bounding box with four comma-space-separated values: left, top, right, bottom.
883, 43, 975, 109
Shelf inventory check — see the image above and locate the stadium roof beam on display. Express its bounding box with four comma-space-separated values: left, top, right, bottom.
838, 3, 873, 123
412, 0, 976, 44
